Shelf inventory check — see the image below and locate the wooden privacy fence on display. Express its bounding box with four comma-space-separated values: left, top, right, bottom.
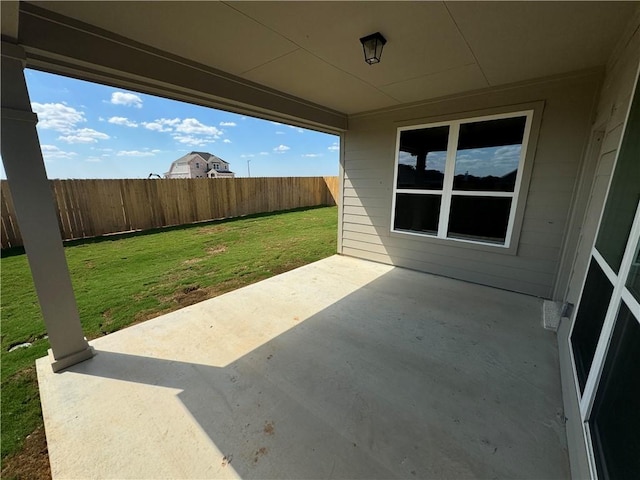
1, 176, 339, 249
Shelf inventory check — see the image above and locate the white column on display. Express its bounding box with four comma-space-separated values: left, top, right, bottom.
1, 42, 94, 372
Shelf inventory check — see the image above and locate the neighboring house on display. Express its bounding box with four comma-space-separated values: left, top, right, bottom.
164, 151, 234, 179
3, 3, 640, 479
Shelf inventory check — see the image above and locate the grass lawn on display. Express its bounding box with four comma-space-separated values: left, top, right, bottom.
1, 206, 337, 473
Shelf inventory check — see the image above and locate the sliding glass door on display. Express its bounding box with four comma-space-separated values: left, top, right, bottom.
569, 72, 640, 478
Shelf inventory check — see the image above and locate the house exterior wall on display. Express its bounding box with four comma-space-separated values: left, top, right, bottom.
166, 164, 191, 179
557, 9, 640, 480
340, 71, 602, 298
190, 158, 207, 178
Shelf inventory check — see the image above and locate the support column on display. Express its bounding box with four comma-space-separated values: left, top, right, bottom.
1, 42, 94, 372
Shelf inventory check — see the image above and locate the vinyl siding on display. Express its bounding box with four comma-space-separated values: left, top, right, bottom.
341, 71, 602, 298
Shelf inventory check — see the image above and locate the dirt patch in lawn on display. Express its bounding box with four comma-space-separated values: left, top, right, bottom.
171, 285, 209, 307
205, 245, 227, 255
99, 309, 116, 334
1, 426, 51, 480
195, 225, 230, 235
181, 257, 204, 266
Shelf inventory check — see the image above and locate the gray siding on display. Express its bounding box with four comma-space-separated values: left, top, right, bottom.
341, 72, 602, 298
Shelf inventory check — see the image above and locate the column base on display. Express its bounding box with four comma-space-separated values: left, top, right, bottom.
48, 345, 95, 373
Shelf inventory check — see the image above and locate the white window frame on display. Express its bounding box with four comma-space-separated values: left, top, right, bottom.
391, 110, 534, 249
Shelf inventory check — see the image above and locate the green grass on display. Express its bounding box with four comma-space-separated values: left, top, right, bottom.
1, 206, 337, 462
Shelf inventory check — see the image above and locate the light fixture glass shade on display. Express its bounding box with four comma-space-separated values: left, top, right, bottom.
359, 32, 387, 65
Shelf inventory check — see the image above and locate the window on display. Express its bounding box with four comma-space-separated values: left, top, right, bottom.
195, 162, 200, 168
213, 163, 220, 170
392, 111, 533, 247
590, 302, 640, 478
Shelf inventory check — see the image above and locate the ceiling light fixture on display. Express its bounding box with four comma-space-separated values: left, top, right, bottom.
359, 32, 387, 65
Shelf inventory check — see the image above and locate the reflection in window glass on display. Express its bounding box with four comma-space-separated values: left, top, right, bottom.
448, 196, 511, 243
453, 116, 526, 192
397, 126, 449, 190
590, 302, 640, 479
595, 80, 640, 273
394, 194, 441, 234
626, 237, 640, 303
392, 111, 532, 247
570, 259, 614, 393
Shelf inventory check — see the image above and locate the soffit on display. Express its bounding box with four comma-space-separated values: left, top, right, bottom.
18, 1, 639, 116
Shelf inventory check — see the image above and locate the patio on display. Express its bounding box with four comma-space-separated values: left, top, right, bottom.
36, 255, 569, 479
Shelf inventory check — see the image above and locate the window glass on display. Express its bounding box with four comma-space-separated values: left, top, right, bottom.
595, 80, 640, 273
397, 126, 449, 190
626, 236, 640, 303
448, 196, 511, 243
394, 194, 440, 234
453, 116, 526, 192
392, 111, 532, 247
590, 302, 640, 479
570, 259, 614, 393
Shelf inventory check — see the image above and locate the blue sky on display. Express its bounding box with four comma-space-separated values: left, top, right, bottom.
0, 69, 340, 179
398, 145, 521, 178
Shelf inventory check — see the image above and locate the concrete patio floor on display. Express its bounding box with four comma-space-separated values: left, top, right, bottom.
36, 255, 569, 479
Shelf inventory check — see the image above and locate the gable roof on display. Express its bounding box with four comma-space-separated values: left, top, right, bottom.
168, 152, 230, 173
191, 151, 213, 161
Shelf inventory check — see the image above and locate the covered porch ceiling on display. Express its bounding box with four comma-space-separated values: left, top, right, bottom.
1, 1, 636, 130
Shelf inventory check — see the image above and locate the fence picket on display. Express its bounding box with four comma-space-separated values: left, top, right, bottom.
1, 177, 338, 248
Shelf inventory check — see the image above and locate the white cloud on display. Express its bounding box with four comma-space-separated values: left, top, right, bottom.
273, 145, 290, 153
173, 134, 214, 147
142, 118, 181, 132
142, 122, 172, 132
288, 125, 304, 133
240, 154, 255, 158
223, 139, 232, 143
32, 102, 85, 132
58, 128, 110, 144
151, 149, 161, 153
302, 153, 322, 158
85, 157, 102, 163
259, 152, 269, 156
175, 118, 221, 136
275, 131, 285, 135
40, 144, 78, 159
110, 92, 143, 108
116, 150, 156, 157
219, 121, 237, 127
494, 145, 521, 159
108, 116, 138, 127
327, 142, 339, 152
142, 117, 224, 146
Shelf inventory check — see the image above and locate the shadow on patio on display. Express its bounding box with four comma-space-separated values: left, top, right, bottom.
36, 255, 569, 479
